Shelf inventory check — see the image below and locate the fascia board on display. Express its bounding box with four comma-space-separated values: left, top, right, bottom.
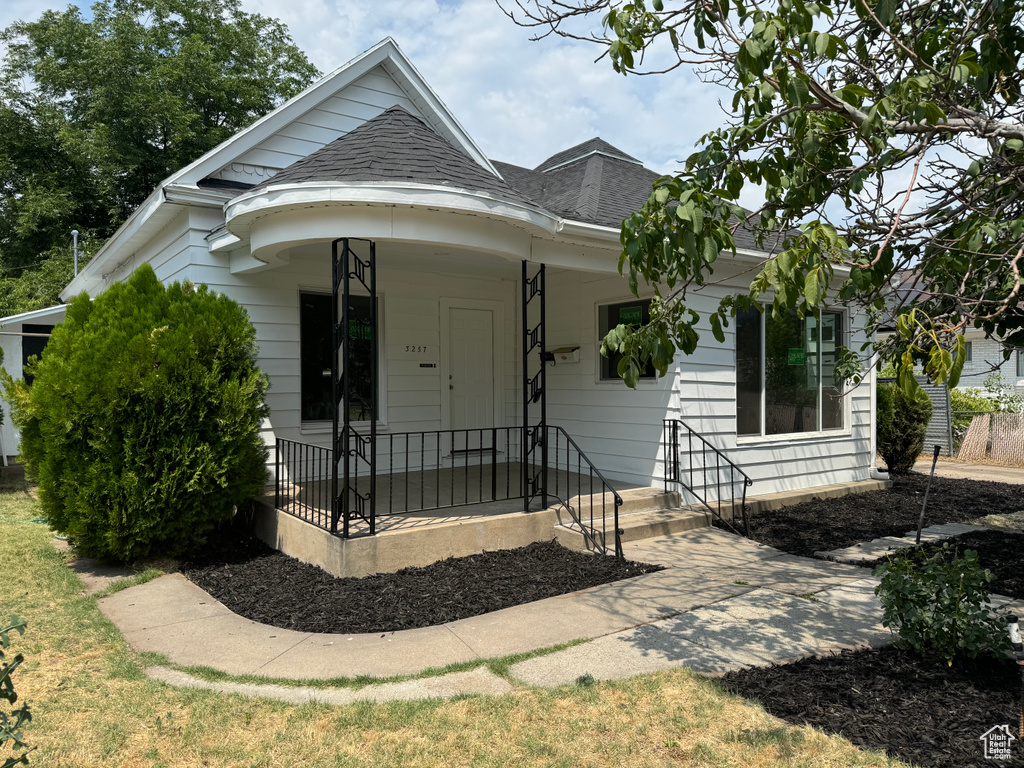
224, 182, 561, 236
163, 183, 237, 208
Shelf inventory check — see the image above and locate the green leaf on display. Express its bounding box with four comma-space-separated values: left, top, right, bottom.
803, 268, 820, 306
876, 0, 898, 26
815, 32, 829, 57
709, 312, 725, 343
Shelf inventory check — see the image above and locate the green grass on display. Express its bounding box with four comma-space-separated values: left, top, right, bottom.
1, 488, 908, 768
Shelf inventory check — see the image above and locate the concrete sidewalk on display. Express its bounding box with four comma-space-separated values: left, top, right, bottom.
910, 458, 1024, 484
99, 527, 895, 698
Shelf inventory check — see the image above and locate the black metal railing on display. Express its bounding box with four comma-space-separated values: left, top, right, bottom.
275, 424, 625, 557
377, 427, 522, 514
276, 437, 333, 530
662, 419, 752, 536
544, 425, 623, 557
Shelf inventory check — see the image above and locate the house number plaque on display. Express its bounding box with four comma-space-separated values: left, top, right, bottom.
402, 345, 435, 355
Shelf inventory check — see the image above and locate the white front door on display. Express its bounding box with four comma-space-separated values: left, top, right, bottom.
448, 307, 494, 432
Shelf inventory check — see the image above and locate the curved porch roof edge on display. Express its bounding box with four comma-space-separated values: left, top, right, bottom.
223, 181, 570, 268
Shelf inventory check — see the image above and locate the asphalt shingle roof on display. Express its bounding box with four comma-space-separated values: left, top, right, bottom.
249, 106, 531, 205
233, 107, 772, 252
534, 138, 641, 172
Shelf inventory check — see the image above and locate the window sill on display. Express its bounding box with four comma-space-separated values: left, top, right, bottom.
735, 428, 851, 445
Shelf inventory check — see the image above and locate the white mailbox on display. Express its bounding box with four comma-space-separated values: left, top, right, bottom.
552, 346, 581, 364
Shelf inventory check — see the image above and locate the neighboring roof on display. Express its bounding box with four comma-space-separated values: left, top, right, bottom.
250, 107, 531, 205
0, 304, 67, 326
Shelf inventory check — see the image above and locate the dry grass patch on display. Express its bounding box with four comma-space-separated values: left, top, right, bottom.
1, 488, 908, 768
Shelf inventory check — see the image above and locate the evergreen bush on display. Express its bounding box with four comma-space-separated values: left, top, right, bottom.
2, 265, 268, 561
876, 382, 932, 474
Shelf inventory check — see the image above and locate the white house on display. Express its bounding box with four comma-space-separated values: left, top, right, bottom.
6, 39, 883, 562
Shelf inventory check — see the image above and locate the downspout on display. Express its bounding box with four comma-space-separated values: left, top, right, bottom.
869, 355, 890, 481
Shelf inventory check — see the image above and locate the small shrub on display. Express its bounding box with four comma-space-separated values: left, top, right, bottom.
874, 543, 1010, 665
2, 265, 269, 562
1, 616, 31, 767
876, 382, 932, 474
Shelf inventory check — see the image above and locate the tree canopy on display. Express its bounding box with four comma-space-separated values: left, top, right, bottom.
0, 0, 319, 306
503, 0, 1024, 392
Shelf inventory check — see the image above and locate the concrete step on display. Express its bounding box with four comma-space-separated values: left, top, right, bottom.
553, 501, 711, 553
567, 486, 682, 517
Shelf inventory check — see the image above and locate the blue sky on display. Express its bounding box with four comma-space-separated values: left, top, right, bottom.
0, 0, 750, 201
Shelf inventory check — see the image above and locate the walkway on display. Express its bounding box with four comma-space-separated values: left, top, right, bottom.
97, 527, 899, 700
85, 462, 1023, 702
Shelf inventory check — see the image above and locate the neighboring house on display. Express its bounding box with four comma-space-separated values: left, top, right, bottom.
0, 304, 67, 462
952, 330, 1024, 394
5, 39, 879, 551
880, 271, 1024, 394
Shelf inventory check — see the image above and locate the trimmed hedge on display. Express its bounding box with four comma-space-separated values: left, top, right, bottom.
2, 265, 268, 561
877, 382, 933, 474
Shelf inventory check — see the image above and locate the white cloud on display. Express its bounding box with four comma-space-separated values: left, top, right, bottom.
0, 0, 732, 173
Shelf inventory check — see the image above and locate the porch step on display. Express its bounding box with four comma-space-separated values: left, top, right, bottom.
552, 487, 711, 552
566, 486, 681, 517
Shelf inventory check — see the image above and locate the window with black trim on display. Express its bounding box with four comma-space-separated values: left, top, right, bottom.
300, 292, 377, 422
1017, 349, 1024, 378
736, 308, 845, 436
598, 299, 656, 381
22, 324, 53, 386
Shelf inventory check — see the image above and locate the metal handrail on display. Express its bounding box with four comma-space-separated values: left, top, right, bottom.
545, 425, 624, 557
662, 419, 752, 537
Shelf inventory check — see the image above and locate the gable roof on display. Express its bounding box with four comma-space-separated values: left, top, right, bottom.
251, 107, 530, 204
63, 38, 499, 298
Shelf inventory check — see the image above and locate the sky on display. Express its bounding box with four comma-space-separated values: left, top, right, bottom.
0, 0, 747, 199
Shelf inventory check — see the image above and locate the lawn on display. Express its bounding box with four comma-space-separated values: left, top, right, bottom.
0, 482, 903, 768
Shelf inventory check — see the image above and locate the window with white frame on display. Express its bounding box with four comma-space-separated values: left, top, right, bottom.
598, 298, 657, 381
1017, 349, 1024, 378
736, 307, 845, 436
300, 292, 378, 422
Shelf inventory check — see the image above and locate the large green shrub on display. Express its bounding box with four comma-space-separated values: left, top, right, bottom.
876, 382, 932, 474
874, 544, 1010, 665
2, 265, 268, 561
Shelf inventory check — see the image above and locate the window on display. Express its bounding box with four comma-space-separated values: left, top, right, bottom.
598, 298, 656, 381
963, 341, 973, 363
1018, 349, 1024, 378
22, 324, 54, 386
736, 308, 845, 436
300, 292, 378, 422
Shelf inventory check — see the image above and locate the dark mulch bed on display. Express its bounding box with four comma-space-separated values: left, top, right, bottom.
741, 473, 1024, 557
182, 533, 663, 634
721, 646, 1024, 768
867, 529, 1024, 600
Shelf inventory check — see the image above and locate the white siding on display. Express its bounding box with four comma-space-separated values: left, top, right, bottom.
189, 247, 521, 469
544, 267, 874, 495
958, 333, 1024, 393
214, 66, 422, 184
